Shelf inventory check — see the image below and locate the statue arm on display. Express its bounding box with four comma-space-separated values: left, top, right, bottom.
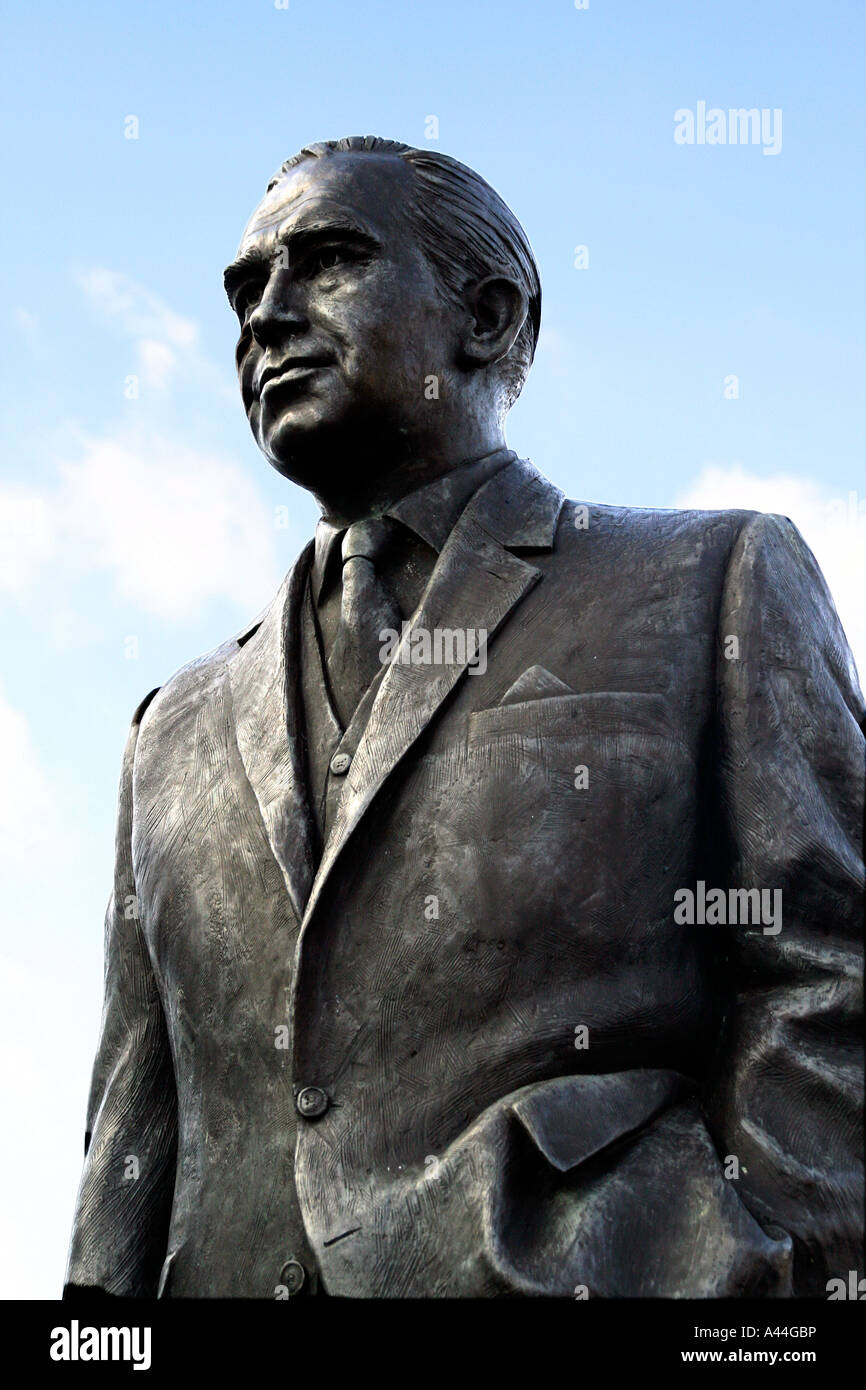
705, 511, 865, 1295
64, 692, 177, 1298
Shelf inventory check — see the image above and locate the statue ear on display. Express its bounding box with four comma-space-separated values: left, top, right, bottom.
459, 275, 528, 367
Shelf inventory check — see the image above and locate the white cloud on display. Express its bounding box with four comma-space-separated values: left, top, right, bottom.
137, 337, 177, 391
0, 492, 55, 593
0, 1031, 87, 1298
0, 689, 52, 862
77, 267, 234, 398
78, 268, 198, 350
1, 271, 294, 623
12, 306, 39, 343
676, 465, 865, 683
0, 953, 36, 1002
57, 427, 284, 618
0, 428, 284, 620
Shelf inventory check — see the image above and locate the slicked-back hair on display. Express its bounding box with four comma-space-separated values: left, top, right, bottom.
267, 136, 541, 410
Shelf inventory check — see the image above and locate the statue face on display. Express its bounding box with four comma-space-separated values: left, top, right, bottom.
225, 153, 457, 490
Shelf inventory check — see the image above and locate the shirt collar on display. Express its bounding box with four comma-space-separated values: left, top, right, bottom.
311, 447, 516, 605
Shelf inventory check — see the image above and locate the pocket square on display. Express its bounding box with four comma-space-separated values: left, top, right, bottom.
498, 665, 576, 706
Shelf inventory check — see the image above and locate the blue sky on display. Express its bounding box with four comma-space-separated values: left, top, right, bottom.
1, 0, 864, 1297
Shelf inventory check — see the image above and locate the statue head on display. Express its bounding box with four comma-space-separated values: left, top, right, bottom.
224, 137, 541, 517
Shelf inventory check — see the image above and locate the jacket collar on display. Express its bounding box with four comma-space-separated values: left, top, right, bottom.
310, 447, 517, 604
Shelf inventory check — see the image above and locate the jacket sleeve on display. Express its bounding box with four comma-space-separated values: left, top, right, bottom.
705, 511, 865, 1296
64, 690, 178, 1298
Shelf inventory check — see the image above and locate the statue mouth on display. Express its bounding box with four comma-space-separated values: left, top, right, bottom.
258, 356, 333, 396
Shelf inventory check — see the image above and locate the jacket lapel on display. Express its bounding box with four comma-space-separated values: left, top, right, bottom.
300, 458, 564, 930
228, 541, 317, 924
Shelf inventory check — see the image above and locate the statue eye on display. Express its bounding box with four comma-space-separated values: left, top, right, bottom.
234, 280, 264, 320
299, 245, 354, 279
315, 247, 344, 271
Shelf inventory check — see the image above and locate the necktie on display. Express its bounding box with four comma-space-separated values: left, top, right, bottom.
327, 517, 401, 725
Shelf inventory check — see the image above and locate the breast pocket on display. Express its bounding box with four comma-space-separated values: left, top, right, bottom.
465, 691, 693, 802
469, 690, 688, 749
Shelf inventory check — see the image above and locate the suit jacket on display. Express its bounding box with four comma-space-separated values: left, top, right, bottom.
65, 457, 865, 1298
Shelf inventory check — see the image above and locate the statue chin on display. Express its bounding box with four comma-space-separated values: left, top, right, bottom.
262, 430, 359, 497
260, 401, 404, 497
257, 408, 333, 479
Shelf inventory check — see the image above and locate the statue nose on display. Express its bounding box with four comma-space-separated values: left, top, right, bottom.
249, 275, 309, 346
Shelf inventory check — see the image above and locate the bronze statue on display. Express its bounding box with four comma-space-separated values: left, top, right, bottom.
65, 137, 864, 1298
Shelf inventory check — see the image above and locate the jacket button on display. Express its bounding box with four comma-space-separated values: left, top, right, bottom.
329, 752, 351, 776
279, 1260, 306, 1296
296, 1085, 329, 1119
